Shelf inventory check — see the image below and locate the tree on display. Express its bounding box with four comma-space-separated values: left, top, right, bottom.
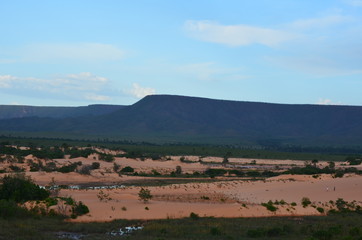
175, 165, 182, 175
328, 161, 335, 169
222, 151, 232, 164
138, 188, 152, 203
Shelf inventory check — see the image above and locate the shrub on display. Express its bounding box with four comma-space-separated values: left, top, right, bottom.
175, 166, 182, 175
189, 212, 199, 220
346, 157, 362, 165
246, 171, 261, 177
334, 170, 344, 178
0, 199, 32, 219
72, 201, 89, 216
60, 196, 75, 205
120, 166, 134, 173
301, 197, 312, 208
97, 190, 111, 202
262, 201, 278, 212
335, 198, 348, 211
317, 207, 325, 213
113, 163, 120, 172
9, 165, 24, 172
205, 168, 227, 177
152, 169, 161, 176
78, 165, 92, 175
44, 197, 58, 207
138, 188, 152, 203
0, 174, 49, 203
99, 154, 114, 162
56, 163, 78, 173
91, 162, 100, 169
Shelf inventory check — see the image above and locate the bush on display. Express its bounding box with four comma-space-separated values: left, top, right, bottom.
120, 166, 134, 173
0, 199, 32, 219
113, 163, 120, 172
78, 165, 92, 175
99, 154, 114, 162
72, 201, 89, 216
9, 165, 24, 172
44, 197, 58, 207
301, 197, 312, 208
175, 166, 182, 175
205, 168, 227, 177
346, 156, 362, 165
262, 201, 278, 212
0, 174, 49, 203
317, 207, 325, 213
56, 163, 78, 173
189, 212, 199, 220
334, 170, 344, 178
91, 162, 100, 169
152, 170, 161, 176
138, 188, 152, 203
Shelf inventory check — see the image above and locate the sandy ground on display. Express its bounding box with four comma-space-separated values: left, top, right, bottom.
2, 155, 362, 222
54, 173, 362, 222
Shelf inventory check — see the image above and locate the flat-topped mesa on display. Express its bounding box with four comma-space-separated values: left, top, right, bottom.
1, 94, 362, 146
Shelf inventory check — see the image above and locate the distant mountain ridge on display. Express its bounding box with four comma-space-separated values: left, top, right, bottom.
0, 104, 125, 119
1, 95, 362, 146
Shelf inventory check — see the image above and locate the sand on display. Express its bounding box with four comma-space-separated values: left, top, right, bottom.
1, 154, 361, 222
54, 173, 362, 222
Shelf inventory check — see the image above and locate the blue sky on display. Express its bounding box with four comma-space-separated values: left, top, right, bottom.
1, 0, 362, 106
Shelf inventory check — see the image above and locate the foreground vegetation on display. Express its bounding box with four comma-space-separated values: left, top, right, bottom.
1, 213, 362, 240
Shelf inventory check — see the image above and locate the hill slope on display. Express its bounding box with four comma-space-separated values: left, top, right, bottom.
1, 95, 362, 146
0, 104, 124, 119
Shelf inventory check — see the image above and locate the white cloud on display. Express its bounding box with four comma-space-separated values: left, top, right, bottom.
0, 72, 112, 102
344, 0, 362, 6
262, 13, 362, 77
66, 72, 108, 83
130, 83, 156, 98
316, 98, 342, 105
15, 43, 124, 63
84, 94, 111, 101
184, 20, 296, 47
0, 75, 15, 88
288, 15, 352, 30
9, 102, 21, 105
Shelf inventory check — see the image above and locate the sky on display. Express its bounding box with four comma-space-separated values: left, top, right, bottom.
1, 0, 362, 106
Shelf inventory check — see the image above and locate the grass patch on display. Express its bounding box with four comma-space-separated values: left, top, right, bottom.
1, 213, 362, 239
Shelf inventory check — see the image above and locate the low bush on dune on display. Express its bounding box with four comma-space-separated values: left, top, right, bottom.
0, 174, 49, 203
0, 199, 33, 219
261, 200, 278, 212
0, 174, 89, 220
